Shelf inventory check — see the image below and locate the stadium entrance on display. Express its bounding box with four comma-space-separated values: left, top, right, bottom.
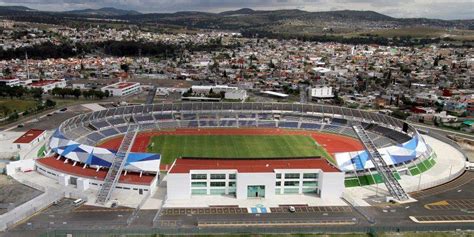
247, 185, 265, 198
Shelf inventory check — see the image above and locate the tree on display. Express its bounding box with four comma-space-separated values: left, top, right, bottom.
51, 87, 62, 97
3, 67, 11, 76
72, 89, 81, 99
120, 64, 130, 73
45, 99, 56, 108
95, 91, 105, 99
31, 88, 43, 100
391, 110, 409, 120
0, 105, 11, 117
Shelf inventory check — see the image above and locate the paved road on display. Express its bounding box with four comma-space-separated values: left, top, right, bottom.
6, 173, 474, 236
412, 123, 474, 141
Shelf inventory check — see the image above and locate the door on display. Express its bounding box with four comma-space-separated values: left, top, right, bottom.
247, 185, 265, 198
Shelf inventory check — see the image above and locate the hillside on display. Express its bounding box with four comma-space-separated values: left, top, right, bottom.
0, 7, 472, 39
64, 7, 141, 16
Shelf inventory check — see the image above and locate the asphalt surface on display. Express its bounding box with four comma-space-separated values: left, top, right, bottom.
8, 105, 91, 132
4, 171, 474, 236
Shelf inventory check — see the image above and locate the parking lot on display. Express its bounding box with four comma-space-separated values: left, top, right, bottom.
411, 215, 474, 223
270, 206, 351, 213
425, 199, 474, 211
161, 207, 248, 216
8, 104, 90, 132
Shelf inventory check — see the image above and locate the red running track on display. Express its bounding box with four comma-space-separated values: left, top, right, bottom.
98, 127, 363, 155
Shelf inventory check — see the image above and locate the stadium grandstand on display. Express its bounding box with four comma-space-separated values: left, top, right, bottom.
41, 102, 438, 205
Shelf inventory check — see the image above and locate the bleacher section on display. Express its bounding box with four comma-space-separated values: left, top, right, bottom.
278, 121, 299, 128
154, 113, 173, 120
58, 103, 418, 158
300, 123, 321, 130
135, 114, 154, 123
238, 120, 256, 127
257, 121, 276, 128
87, 132, 106, 143
367, 124, 411, 143
322, 124, 343, 134
219, 120, 237, 127
101, 127, 120, 137
107, 117, 127, 126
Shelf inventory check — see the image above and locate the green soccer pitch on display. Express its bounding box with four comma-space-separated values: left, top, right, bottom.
147, 135, 333, 165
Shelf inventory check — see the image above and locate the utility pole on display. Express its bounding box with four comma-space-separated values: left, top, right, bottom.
25, 51, 30, 80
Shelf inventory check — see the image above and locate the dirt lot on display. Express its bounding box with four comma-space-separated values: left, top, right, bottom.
0, 174, 42, 215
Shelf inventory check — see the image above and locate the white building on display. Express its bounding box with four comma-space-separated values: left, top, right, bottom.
312, 67, 332, 76
13, 129, 46, 150
167, 158, 344, 201
101, 82, 141, 97
0, 78, 20, 87
311, 86, 334, 99
191, 85, 239, 94
27, 79, 66, 93
224, 90, 247, 101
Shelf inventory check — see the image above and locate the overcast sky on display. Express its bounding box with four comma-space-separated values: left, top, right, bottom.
0, 0, 472, 20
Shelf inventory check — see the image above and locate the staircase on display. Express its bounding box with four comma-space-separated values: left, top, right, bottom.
352, 125, 409, 201
96, 124, 139, 205
145, 85, 158, 105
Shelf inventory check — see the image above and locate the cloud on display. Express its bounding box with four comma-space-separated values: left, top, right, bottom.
0, 0, 471, 19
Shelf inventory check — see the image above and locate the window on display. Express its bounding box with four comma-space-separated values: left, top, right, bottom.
191, 182, 207, 188
276, 173, 282, 179
210, 182, 226, 187
275, 188, 281, 195
191, 174, 207, 180
228, 174, 236, 179
303, 173, 318, 179
210, 174, 226, 179
276, 181, 281, 186
210, 189, 226, 195
284, 181, 300, 186
285, 173, 300, 179
284, 188, 299, 194
228, 181, 236, 187
303, 181, 317, 187
191, 189, 207, 195
302, 188, 316, 193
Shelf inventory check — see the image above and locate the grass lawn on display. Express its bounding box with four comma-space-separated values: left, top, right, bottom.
147, 135, 332, 165
0, 99, 38, 116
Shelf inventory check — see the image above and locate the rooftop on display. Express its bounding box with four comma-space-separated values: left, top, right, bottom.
169, 157, 341, 174
13, 129, 45, 144
36, 156, 155, 185
261, 90, 289, 98
103, 82, 139, 90
29, 80, 62, 87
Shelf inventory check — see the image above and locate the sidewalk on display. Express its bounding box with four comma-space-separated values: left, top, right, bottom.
343, 134, 466, 206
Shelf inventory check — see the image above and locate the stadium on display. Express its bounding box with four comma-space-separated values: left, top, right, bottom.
40, 102, 452, 206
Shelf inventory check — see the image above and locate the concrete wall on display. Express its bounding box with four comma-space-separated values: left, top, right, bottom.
236, 173, 275, 199
6, 159, 35, 175
318, 172, 345, 199
167, 173, 190, 199
35, 161, 155, 195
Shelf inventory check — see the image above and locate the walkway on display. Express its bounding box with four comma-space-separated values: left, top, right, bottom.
343, 135, 466, 206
